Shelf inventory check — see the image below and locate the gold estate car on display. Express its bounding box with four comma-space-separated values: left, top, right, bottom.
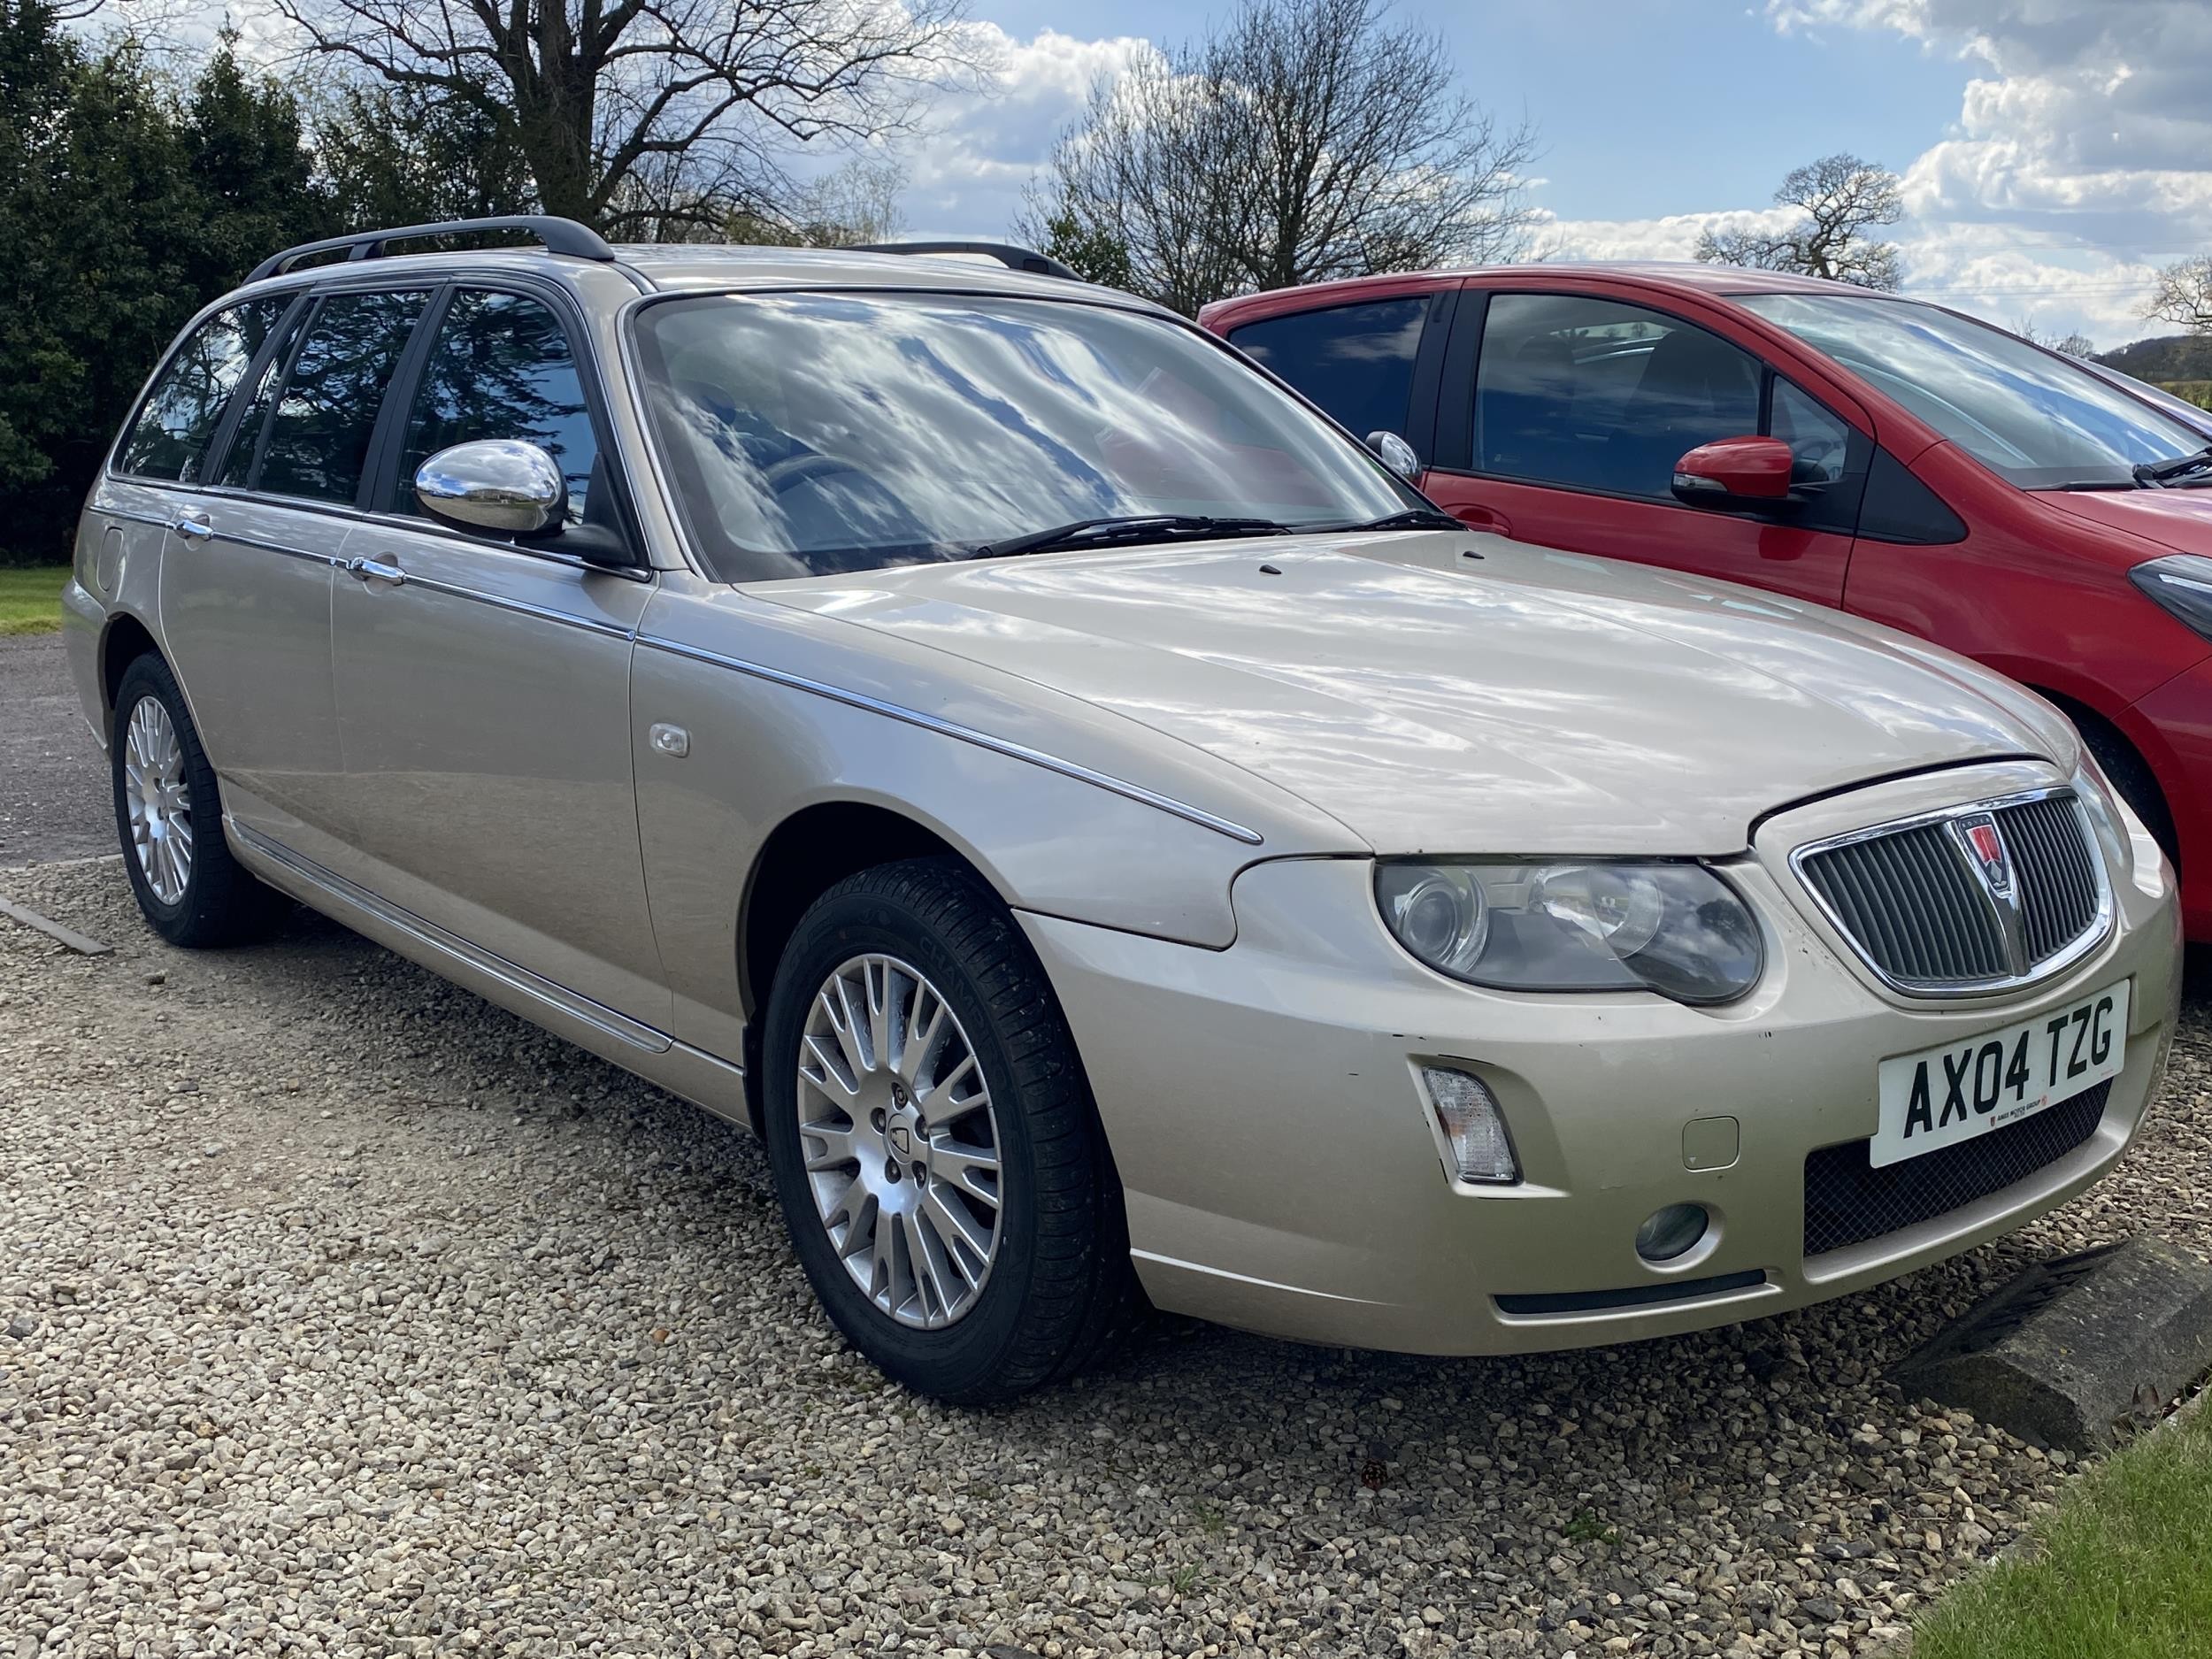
65, 216, 2180, 1402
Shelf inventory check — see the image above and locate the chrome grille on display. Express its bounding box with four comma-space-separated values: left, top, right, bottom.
2001, 794, 2102, 962
1793, 788, 2108, 993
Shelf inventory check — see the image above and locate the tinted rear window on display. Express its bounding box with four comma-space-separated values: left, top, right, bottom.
117, 299, 288, 482
1229, 297, 1431, 442
254, 290, 428, 503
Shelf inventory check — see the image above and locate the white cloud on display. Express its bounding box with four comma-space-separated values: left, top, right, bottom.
901, 24, 1159, 239
1759, 0, 2212, 345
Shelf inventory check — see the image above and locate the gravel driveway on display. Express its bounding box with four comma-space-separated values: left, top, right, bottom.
4, 857, 2208, 1659
0, 634, 110, 869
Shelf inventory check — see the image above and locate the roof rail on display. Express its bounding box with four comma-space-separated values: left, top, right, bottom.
845, 241, 1080, 282
245, 216, 619, 285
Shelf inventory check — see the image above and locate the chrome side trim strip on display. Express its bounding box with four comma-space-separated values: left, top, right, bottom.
220, 532, 344, 566
230, 822, 674, 1053
392, 571, 637, 641
1787, 784, 2116, 999
97, 505, 173, 530
636, 634, 1267, 846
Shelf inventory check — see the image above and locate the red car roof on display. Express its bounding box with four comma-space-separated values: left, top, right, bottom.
1197, 261, 1885, 328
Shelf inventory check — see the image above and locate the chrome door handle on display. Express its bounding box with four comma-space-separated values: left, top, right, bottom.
173, 513, 213, 541
348, 557, 406, 586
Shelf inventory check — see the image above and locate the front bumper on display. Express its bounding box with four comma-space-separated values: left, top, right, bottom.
1022, 761, 2182, 1355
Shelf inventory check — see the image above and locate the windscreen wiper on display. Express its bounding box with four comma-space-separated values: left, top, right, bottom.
2134, 445, 2212, 487
971, 513, 1292, 560
1323, 507, 1463, 532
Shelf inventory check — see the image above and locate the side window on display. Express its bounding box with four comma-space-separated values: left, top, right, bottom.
395, 290, 600, 527
117, 299, 287, 482
254, 290, 428, 504
1770, 379, 1851, 488
1768, 377, 1870, 534
215, 309, 305, 489
1229, 297, 1431, 443
1472, 294, 1762, 499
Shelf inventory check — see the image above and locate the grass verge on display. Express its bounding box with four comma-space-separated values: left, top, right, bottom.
1913, 1394, 2212, 1659
0, 564, 69, 637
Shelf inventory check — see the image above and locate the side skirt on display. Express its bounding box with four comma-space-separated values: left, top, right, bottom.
228, 819, 752, 1132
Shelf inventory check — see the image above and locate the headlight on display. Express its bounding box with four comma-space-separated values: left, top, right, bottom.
1374, 860, 1763, 1005
2131, 554, 2212, 639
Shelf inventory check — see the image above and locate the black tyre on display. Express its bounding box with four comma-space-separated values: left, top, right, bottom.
110, 653, 289, 948
761, 857, 1137, 1403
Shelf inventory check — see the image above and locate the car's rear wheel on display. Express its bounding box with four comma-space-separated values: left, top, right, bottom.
761, 857, 1136, 1402
110, 653, 288, 947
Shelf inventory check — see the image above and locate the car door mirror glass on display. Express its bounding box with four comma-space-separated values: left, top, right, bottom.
1367, 429, 1421, 480
1671, 435, 1796, 509
415, 440, 568, 535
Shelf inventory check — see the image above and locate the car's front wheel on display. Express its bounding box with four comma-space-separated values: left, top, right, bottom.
110, 653, 288, 947
761, 857, 1136, 1403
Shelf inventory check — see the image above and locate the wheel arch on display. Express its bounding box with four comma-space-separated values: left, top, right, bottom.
98, 610, 163, 726
2029, 681, 2181, 860
736, 801, 989, 1102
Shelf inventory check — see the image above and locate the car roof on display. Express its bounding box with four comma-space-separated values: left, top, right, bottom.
227, 241, 1162, 314
1199, 260, 1903, 325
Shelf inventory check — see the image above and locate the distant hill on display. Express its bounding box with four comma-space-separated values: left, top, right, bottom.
2096, 334, 2212, 380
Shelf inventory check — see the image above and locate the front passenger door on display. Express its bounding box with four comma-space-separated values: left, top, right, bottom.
328, 285, 667, 1025
1424, 290, 1867, 607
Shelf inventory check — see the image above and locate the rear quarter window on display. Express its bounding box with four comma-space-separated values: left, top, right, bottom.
116, 299, 288, 482
1228, 297, 1431, 442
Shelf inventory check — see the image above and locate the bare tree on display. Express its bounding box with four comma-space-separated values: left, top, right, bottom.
1695, 153, 1903, 290
2148, 256, 2212, 332
1020, 0, 1540, 315
2012, 317, 2097, 357
269, 0, 980, 238
726, 153, 907, 246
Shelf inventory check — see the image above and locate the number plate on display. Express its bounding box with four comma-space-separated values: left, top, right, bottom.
1871, 980, 2128, 1170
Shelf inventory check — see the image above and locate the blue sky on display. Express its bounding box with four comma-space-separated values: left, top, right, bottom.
899, 0, 2212, 349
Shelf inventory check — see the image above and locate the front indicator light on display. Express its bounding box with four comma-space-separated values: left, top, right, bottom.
1419, 1065, 1518, 1184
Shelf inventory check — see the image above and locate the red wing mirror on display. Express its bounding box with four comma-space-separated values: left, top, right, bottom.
1671, 435, 1795, 508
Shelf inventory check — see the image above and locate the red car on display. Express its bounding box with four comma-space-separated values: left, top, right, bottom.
1202, 265, 2212, 938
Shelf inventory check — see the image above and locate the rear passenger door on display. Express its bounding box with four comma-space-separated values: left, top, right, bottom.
327, 281, 667, 1026
1426, 288, 1869, 607
146, 287, 430, 860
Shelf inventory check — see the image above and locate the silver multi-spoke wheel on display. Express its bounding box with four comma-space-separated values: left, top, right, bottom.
123, 695, 193, 904
795, 953, 1003, 1330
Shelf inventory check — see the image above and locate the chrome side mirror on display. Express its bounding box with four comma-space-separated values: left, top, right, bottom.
414, 440, 567, 536
1366, 429, 1421, 481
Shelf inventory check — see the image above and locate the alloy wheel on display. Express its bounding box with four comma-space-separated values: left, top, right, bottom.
124, 695, 193, 904
795, 953, 1004, 1329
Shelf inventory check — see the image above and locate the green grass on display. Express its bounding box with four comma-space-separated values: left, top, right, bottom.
0, 564, 68, 637
1914, 1399, 2212, 1659
2156, 379, 2212, 411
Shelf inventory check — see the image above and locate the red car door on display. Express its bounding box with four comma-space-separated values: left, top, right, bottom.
1420, 283, 1868, 608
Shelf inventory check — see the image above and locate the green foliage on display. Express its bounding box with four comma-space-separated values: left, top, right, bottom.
1915, 1401, 2212, 1659
0, 563, 67, 634
0, 4, 331, 565
2097, 334, 2212, 382
316, 82, 534, 230
1034, 208, 1135, 293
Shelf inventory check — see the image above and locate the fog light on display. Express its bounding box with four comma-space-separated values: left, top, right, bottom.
1418, 1065, 1518, 1184
1636, 1202, 1709, 1263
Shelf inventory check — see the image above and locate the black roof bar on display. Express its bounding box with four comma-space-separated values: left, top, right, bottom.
246, 215, 618, 285
845, 241, 1080, 282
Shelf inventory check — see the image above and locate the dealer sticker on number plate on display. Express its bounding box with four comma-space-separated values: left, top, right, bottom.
1870, 979, 2129, 1169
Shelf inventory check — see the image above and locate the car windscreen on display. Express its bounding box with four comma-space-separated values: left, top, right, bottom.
1737, 293, 2206, 489
630, 290, 1418, 580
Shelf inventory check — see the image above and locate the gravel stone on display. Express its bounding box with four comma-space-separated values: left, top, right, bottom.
4, 856, 2210, 1657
